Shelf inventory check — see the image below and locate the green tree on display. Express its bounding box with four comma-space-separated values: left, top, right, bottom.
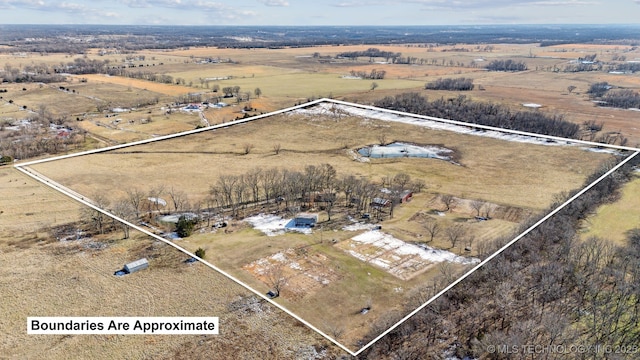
176, 215, 197, 238
0, 155, 13, 165
195, 247, 206, 259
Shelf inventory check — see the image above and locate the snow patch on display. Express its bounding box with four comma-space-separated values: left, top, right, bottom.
351, 231, 479, 265
244, 213, 313, 236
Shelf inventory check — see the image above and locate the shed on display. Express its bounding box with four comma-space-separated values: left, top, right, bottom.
371, 197, 391, 208
124, 258, 149, 274
293, 213, 318, 228
400, 190, 413, 203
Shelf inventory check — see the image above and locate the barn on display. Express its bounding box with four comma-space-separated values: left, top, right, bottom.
400, 190, 413, 203
124, 258, 149, 274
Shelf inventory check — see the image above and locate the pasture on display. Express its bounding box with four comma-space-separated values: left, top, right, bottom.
25, 100, 615, 349
4, 41, 640, 354
580, 173, 640, 246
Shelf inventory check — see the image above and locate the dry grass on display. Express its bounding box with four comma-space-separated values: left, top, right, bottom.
4, 42, 640, 356
580, 173, 640, 246
29, 110, 613, 211
25, 104, 613, 350
80, 74, 195, 97
0, 230, 336, 359
0, 167, 81, 239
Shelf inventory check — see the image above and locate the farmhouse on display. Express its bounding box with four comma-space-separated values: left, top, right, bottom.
123, 258, 149, 274
293, 213, 318, 228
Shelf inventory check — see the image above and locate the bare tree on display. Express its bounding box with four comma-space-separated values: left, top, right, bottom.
567, 85, 577, 94
265, 263, 286, 297
81, 193, 111, 235
245, 168, 262, 204
112, 199, 135, 239
272, 143, 281, 155
242, 143, 254, 155
168, 186, 188, 213
470, 199, 486, 217
411, 179, 427, 193
482, 203, 496, 219
393, 172, 411, 191
148, 185, 166, 214
440, 194, 457, 212
445, 224, 465, 249
126, 187, 145, 219
370, 82, 379, 91
261, 168, 280, 204
423, 219, 441, 243
323, 321, 345, 341
378, 133, 388, 146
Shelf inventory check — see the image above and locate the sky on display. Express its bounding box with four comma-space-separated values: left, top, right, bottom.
0, 0, 638, 26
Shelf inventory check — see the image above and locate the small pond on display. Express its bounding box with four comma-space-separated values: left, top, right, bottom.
358, 142, 453, 160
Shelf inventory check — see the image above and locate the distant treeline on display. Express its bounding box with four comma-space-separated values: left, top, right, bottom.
485, 59, 528, 71
588, 81, 640, 109
2, 25, 639, 54
373, 92, 580, 139
425, 77, 474, 91
338, 48, 401, 61
348, 69, 387, 80
601, 89, 640, 109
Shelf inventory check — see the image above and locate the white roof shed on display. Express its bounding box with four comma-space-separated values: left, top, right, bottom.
124, 258, 149, 274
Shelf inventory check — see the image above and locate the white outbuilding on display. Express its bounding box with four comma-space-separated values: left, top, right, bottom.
124, 258, 149, 274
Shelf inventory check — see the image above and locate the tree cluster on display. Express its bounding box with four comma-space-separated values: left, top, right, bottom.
374, 92, 581, 139
337, 48, 401, 62
361, 154, 640, 359
608, 62, 640, 73
348, 69, 386, 80
425, 77, 474, 91
208, 165, 422, 221
587, 81, 611, 98
485, 59, 527, 71
600, 89, 640, 109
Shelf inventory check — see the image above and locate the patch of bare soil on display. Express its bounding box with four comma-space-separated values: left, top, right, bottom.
243, 247, 341, 301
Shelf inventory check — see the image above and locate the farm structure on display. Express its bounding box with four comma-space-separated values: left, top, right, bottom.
293, 213, 318, 228
123, 258, 149, 274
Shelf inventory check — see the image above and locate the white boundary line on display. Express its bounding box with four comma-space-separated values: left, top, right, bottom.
13, 98, 640, 357
352, 150, 640, 356
13, 164, 357, 356
322, 98, 640, 152
15, 98, 328, 168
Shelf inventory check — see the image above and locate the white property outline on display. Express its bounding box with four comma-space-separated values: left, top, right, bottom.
14, 98, 640, 357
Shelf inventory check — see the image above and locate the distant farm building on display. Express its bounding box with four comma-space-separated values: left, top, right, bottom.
400, 190, 413, 203
124, 258, 149, 274
371, 197, 391, 208
293, 213, 318, 228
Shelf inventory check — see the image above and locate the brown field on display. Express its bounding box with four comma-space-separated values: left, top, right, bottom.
80, 74, 195, 97
4, 41, 640, 357
29, 109, 614, 210
0, 166, 339, 358
25, 101, 614, 349
580, 172, 640, 246
0, 167, 81, 236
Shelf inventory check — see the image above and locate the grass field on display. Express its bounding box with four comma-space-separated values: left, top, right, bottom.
25, 100, 615, 349
580, 172, 640, 246
4, 41, 640, 356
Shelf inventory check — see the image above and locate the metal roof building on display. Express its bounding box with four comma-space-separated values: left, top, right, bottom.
124, 258, 149, 274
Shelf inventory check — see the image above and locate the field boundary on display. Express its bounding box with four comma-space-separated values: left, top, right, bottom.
14, 99, 640, 356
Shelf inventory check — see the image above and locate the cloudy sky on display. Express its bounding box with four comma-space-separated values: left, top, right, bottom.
0, 0, 637, 26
